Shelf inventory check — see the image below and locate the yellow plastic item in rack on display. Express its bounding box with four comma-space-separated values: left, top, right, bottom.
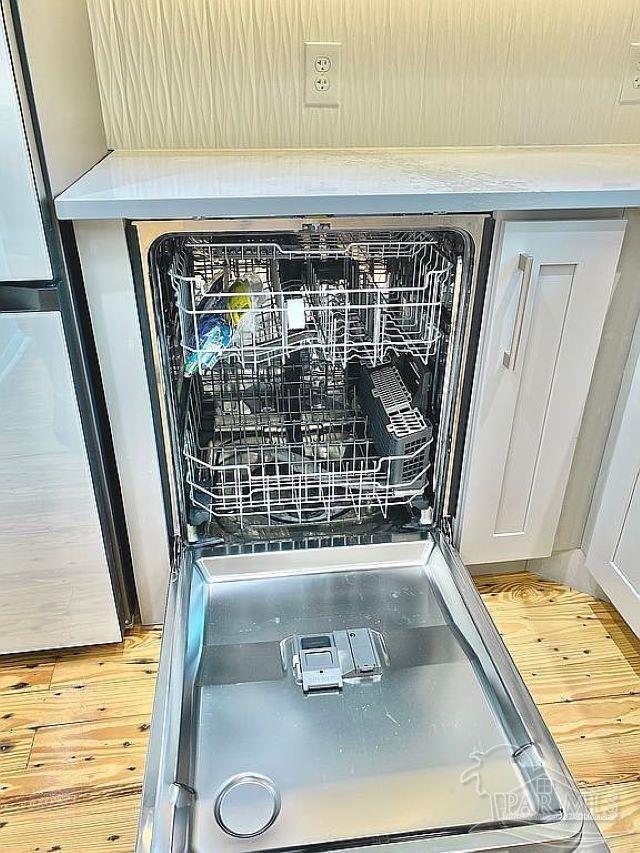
227, 274, 262, 326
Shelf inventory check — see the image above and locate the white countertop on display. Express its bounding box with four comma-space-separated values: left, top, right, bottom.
55, 145, 640, 220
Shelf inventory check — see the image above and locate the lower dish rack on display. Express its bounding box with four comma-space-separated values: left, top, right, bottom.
182, 358, 433, 528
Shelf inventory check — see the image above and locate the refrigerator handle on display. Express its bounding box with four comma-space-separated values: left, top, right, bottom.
0, 284, 59, 312
503, 253, 533, 370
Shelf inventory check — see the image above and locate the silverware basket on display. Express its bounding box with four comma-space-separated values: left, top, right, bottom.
358, 364, 432, 490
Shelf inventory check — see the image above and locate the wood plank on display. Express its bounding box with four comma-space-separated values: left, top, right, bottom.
49, 626, 161, 688
486, 602, 621, 649
122, 625, 162, 661
0, 753, 145, 814
590, 602, 640, 662
29, 713, 152, 769
51, 647, 158, 689
542, 694, 640, 743
555, 733, 640, 788
475, 571, 595, 607
0, 716, 150, 814
484, 598, 640, 703
51, 626, 162, 687
498, 630, 640, 705
608, 833, 640, 852
582, 781, 640, 839
540, 696, 640, 786
510, 654, 640, 705
0, 791, 141, 853
502, 628, 639, 668
0, 655, 55, 695
0, 730, 34, 773
0, 676, 156, 735
481, 580, 640, 665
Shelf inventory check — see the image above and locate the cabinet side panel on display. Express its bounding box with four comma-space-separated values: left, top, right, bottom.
74, 219, 170, 625
555, 211, 640, 552
586, 316, 640, 636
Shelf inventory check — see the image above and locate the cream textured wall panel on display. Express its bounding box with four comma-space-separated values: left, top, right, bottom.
86, 0, 640, 149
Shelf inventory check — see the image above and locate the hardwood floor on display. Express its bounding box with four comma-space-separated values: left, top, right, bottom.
0, 572, 639, 851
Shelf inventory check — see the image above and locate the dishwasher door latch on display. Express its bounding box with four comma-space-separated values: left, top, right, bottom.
292, 629, 382, 694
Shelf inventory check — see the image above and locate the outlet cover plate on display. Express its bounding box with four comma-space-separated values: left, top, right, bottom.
619, 43, 640, 104
304, 41, 341, 107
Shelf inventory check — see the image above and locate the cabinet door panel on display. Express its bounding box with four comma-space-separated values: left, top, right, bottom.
613, 475, 640, 587
587, 338, 640, 636
494, 262, 575, 535
459, 219, 626, 565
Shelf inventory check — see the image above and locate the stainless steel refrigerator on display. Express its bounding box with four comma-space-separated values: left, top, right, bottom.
0, 0, 133, 652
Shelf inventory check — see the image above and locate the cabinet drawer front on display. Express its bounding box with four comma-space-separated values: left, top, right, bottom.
459, 219, 626, 565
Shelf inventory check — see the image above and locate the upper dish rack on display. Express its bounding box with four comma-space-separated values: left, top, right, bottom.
168, 234, 454, 372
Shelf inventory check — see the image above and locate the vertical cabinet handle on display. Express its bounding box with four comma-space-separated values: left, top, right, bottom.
503, 253, 533, 370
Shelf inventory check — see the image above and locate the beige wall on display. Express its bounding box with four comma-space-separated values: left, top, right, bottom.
86, 0, 640, 150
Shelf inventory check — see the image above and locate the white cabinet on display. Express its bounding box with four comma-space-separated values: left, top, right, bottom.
458, 218, 626, 565
586, 332, 640, 636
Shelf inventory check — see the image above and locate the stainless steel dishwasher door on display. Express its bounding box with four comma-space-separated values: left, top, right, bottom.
138, 537, 603, 853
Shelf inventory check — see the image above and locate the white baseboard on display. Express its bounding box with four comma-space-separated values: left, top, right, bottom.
466, 560, 527, 576
467, 550, 609, 602
527, 548, 609, 600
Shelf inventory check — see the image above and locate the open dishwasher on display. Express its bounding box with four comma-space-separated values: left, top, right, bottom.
129, 216, 600, 852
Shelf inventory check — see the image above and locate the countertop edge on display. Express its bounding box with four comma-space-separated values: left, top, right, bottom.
55, 189, 640, 221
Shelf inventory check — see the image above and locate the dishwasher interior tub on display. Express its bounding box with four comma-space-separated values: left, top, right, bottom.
150, 226, 464, 539
131, 217, 599, 852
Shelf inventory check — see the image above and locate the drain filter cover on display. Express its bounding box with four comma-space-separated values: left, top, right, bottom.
214, 773, 281, 838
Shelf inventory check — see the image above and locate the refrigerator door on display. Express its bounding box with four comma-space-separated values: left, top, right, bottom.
0, 304, 122, 653
0, 3, 52, 282
138, 535, 603, 853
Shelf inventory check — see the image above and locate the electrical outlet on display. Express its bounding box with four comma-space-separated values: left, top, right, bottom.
305, 42, 341, 107
619, 43, 640, 104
